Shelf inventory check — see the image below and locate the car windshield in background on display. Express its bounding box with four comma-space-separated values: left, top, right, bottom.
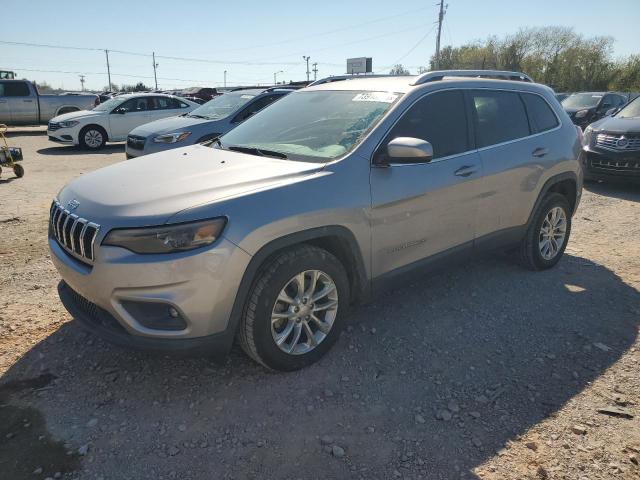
616, 97, 640, 118
188, 93, 256, 120
561, 93, 602, 109
93, 97, 126, 111
218, 90, 401, 162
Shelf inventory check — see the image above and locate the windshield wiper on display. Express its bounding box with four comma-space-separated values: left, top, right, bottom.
227, 146, 288, 159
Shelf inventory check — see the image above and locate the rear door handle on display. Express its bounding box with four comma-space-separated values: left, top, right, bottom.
454, 165, 478, 177
23, 99, 33, 103
532, 147, 548, 158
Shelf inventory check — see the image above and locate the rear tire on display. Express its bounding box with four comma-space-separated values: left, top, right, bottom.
13, 164, 24, 178
79, 125, 107, 150
519, 193, 571, 271
238, 245, 350, 371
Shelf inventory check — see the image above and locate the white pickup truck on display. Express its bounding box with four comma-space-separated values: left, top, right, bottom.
0, 80, 99, 125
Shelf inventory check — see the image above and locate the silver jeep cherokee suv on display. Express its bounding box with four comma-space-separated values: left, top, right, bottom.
50, 70, 583, 371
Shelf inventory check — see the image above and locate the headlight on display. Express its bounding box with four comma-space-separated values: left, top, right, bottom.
582, 126, 593, 147
575, 109, 589, 119
153, 132, 192, 144
58, 120, 79, 128
102, 217, 226, 254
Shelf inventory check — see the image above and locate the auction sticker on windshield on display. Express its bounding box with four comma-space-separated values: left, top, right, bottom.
352, 92, 398, 103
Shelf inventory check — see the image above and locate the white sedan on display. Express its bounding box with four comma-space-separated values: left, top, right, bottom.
47, 93, 199, 150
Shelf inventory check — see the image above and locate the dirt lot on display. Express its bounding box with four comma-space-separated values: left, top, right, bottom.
0, 127, 639, 480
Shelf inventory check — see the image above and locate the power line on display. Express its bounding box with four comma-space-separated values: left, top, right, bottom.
376, 23, 439, 73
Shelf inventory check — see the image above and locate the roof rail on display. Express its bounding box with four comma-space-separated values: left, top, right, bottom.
411, 70, 533, 85
308, 74, 410, 87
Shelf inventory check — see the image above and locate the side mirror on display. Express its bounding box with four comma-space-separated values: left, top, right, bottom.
386, 137, 433, 163
605, 107, 618, 116
114, 107, 126, 114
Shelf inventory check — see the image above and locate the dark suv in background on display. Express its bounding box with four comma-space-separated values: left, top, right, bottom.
562, 92, 628, 128
582, 95, 640, 181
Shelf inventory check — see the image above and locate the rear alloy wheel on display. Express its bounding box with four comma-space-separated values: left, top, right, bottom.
239, 245, 349, 371
519, 192, 571, 270
79, 126, 107, 150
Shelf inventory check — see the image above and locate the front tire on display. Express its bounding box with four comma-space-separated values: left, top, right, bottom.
238, 245, 350, 371
13, 163, 24, 178
79, 125, 107, 150
519, 193, 572, 270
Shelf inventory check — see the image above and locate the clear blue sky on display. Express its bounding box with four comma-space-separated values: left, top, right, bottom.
2, 0, 638, 91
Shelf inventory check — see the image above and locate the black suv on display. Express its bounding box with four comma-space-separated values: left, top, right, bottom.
562, 92, 628, 128
582, 95, 640, 181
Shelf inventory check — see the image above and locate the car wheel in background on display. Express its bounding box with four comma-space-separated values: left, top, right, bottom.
238, 245, 350, 371
13, 164, 24, 178
519, 192, 572, 271
79, 125, 107, 150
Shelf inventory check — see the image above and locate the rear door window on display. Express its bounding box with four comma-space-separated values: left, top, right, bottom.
382, 89, 469, 161
1, 81, 30, 97
471, 90, 530, 148
521, 93, 559, 133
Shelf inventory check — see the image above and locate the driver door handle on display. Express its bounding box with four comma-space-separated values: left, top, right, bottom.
454, 165, 477, 177
532, 147, 548, 158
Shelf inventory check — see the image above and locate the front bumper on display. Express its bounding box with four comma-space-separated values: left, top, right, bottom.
583, 146, 640, 180
50, 232, 252, 354
47, 131, 75, 144
58, 281, 232, 356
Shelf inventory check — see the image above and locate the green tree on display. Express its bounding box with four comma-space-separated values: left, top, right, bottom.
389, 64, 411, 75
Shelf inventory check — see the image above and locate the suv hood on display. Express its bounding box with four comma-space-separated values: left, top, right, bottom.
57, 145, 324, 226
589, 115, 640, 134
129, 115, 213, 137
51, 109, 104, 123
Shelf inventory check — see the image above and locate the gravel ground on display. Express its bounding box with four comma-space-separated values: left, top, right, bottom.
0, 128, 639, 480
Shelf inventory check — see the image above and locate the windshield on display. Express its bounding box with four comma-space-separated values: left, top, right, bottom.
562, 93, 602, 109
615, 96, 639, 118
93, 96, 126, 111
188, 92, 256, 120
218, 90, 401, 162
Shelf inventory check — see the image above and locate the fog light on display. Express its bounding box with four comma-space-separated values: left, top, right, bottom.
168, 307, 179, 318
120, 301, 187, 331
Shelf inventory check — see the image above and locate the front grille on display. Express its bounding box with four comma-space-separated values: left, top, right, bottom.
127, 135, 145, 150
48, 121, 61, 131
589, 156, 640, 175
49, 200, 100, 263
595, 133, 640, 151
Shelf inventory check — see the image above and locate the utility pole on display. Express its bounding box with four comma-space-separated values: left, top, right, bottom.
435, 0, 446, 70
303, 56, 311, 82
312, 63, 318, 81
105, 49, 112, 91
79, 74, 85, 91
223, 70, 227, 88
152, 52, 159, 90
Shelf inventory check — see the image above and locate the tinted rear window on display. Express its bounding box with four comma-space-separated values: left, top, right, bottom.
471, 90, 530, 148
1, 81, 30, 96
522, 93, 559, 133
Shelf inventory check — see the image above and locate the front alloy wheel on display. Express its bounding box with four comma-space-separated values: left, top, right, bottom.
239, 245, 349, 371
271, 270, 338, 355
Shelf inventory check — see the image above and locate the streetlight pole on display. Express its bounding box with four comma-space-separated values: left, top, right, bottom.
105, 49, 112, 90
274, 70, 283, 85
303, 56, 310, 82
312, 63, 318, 81
152, 52, 159, 90
224, 70, 227, 88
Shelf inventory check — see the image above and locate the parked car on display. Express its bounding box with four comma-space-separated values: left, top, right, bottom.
125, 87, 293, 158
50, 70, 582, 370
582, 95, 640, 182
181, 87, 218, 102
0, 79, 99, 126
47, 93, 198, 150
555, 92, 570, 103
561, 92, 628, 128
180, 96, 206, 105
